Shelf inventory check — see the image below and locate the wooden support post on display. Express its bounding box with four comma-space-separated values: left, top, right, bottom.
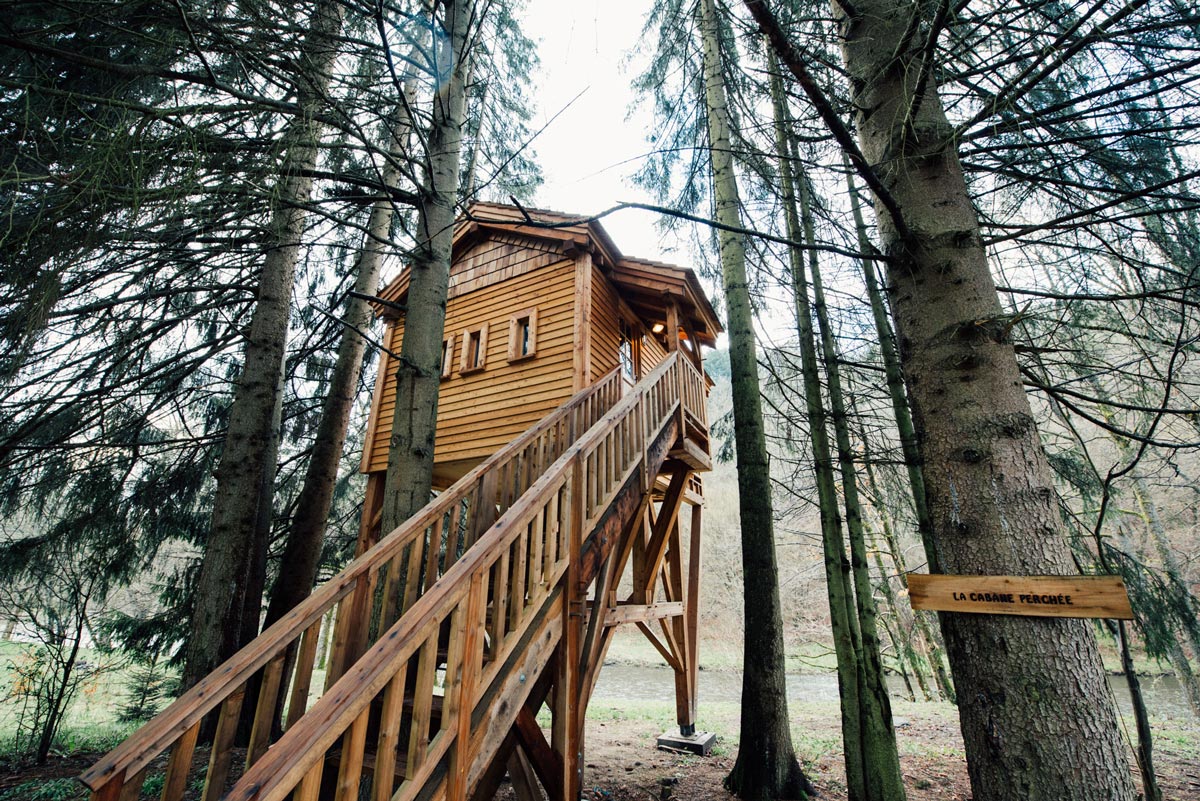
572, 254, 594, 392
555, 458, 585, 800
665, 300, 679, 353
682, 317, 704, 373
665, 523, 692, 731
684, 502, 702, 733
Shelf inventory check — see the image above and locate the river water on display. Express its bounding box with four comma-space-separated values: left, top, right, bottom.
591, 663, 1194, 719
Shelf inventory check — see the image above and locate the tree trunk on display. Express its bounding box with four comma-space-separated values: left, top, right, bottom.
183, 0, 344, 689
382, 0, 470, 535
701, 7, 812, 799
1131, 475, 1200, 718
828, 0, 1139, 795
858, 435, 953, 703
766, 54, 863, 800
263, 82, 420, 631
844, 164, 939, 573
800, 157, 906, 801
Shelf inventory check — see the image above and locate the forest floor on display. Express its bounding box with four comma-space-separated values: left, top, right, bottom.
2, 636, 1199, 800
564, 694, 1200, 801
4, 701, 1199, 801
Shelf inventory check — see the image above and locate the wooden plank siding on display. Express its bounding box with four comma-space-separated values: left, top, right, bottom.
590, 266, 622, 380
363, 252, 578, 478
642, 324, 669, 371
362, 224, 697, 486
590, 268, 672, 383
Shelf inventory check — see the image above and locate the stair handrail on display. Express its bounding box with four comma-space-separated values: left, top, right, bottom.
80, 368, 623, 800
221, 352, 692, 801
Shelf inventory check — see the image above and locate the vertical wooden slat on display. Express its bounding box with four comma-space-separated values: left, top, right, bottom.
528, 507, 545, 595
293, 759, 324, 801
405, 631, 439, 775
543, 492, 558, 573
379, 550, 404, 629
201, 687, 246, 801
160, 721, 200, 801
440, 602, 466, 735
287, 619, 323, 728
490, 549, 510, 656
510, 520, 529, 630
403, 534, 427, 614
333, 707, 370, 801
118, 767, 148, 801
424, 517, 443, 592
449, 574, 486, 800
246, 654, 286, 768
371, 666, 410, 801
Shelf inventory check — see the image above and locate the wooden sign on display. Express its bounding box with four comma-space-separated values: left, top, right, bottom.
908, 574, 1133, 619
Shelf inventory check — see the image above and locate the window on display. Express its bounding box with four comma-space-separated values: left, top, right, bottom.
440, 334, 455, 380
507, 308, 538, 362
619, 319, 636, 380
459, 323, 488, 374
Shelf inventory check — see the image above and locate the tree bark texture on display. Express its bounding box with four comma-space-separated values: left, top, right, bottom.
183, 0, 344, 690
833, 0, 1137, 797
700, 4, 811, 799
382, 0, 470, 535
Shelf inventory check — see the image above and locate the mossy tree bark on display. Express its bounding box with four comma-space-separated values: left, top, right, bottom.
698, 2, 812, 798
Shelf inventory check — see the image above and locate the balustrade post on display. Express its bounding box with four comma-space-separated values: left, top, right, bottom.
675, 355, 686, 440
450, 574, 486, 800
554, 454, 586, 800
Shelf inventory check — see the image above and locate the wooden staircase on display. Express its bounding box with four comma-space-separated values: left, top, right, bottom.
81, 351, 710, 801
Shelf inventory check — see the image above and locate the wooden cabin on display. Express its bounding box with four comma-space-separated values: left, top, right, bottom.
361, 202, 722, 487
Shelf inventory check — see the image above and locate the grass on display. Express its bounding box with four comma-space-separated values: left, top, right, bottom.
601, 628, 838, 674
0, 641, 142, 763
0, 778, 85, 801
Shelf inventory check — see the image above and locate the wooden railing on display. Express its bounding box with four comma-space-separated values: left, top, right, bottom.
215, 351, 699, 801
80, 369, 623, 801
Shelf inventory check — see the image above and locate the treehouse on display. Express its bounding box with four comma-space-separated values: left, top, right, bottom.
360, 202, 721, 487
82, 203, 722, 801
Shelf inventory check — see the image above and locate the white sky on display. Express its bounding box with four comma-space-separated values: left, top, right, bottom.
517, 0, 680, 263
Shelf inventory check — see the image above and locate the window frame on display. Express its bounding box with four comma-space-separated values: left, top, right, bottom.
440, 334, 455, 380
459, 323, 489, 375
506, 308, 539, 363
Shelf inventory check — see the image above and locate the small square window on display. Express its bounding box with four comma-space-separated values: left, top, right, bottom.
507, 308, 538, 363
459, 323, 488, 375
440, 334, 455, 380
